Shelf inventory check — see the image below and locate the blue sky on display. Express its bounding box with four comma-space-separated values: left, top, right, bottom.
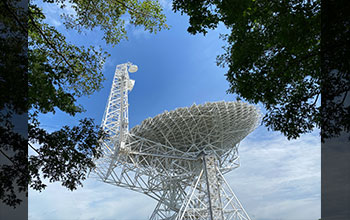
29, 1, 321, 219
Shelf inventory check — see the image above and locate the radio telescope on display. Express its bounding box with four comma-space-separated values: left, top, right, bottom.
91, 62, 260, 220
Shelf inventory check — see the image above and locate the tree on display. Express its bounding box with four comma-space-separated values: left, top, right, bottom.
0, 0, 168, 208
172, 0, 334, 140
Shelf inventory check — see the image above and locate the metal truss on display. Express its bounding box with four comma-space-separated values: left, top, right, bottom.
98, 62, 135, 179
173, 155, 251, 220
92, 62, 260, 220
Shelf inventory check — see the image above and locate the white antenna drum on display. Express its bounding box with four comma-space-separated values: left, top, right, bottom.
129, 64, 138, 73
92, 62, 261, 220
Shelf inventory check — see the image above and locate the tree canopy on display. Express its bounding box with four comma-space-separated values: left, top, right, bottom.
173, 0, 323, 140
1, 0, 168, 208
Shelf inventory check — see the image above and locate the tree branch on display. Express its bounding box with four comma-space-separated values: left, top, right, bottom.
2, 0, 27, 34
113, 0, 155, 19
28, 142, 40, 155
0, 149, 14, 164
28, 11, 79, 80
312, 93, 320, 106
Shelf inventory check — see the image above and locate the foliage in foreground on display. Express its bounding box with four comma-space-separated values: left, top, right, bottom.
0, 0, 168, 208
172, 0, 344, 140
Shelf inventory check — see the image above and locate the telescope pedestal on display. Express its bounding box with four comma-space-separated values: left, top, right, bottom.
150, 155, 251, 220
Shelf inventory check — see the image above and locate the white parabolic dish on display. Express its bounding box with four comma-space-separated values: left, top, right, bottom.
131, 101, 260, 152
122, 101, 260, 173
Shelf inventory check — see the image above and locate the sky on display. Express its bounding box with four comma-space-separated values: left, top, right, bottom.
29, 1, 321, 219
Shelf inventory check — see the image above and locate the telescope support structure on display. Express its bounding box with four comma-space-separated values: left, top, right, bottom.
92, 62, 259, 220
149, 154, 251, 220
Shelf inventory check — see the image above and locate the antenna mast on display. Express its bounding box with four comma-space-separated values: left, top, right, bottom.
100, 62, 137, 179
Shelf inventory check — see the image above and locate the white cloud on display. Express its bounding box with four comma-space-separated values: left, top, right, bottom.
36, 0, 76, 28
131, 27, 152, 39
225, 127, 321, 220
158, 0, 173, 11
29, 179, 157, 220
252, 198, 320, 220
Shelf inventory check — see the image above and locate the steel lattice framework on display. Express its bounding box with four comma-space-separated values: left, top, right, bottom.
91, 62, 261, 220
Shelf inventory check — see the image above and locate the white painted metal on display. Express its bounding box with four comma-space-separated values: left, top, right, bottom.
92, 62, 260, 220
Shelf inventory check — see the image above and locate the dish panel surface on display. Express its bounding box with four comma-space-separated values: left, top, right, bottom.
129, 101, 260, 154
